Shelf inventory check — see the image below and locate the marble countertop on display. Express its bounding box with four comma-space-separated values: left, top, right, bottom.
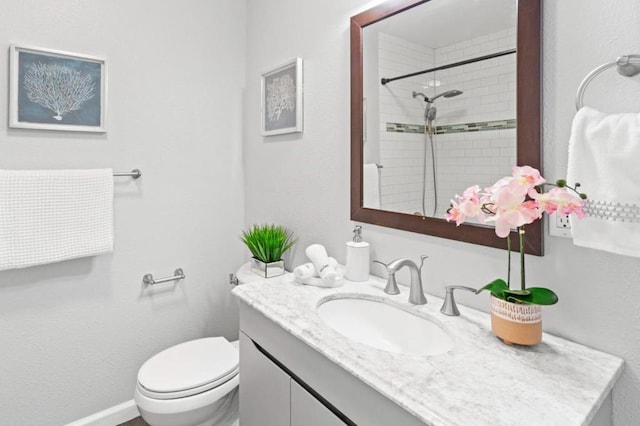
232, 275, 623, 426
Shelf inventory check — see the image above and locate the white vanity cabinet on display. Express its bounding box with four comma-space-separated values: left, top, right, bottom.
239, 332, 291, 426
239, 331, 347, 426
238, 299, 425, 426
290, 381, 346, 426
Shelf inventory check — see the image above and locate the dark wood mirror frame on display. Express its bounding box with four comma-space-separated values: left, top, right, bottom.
350, 0, 542, 255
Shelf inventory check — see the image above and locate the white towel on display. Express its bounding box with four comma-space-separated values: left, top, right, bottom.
292, 258, 339, 280
567, 107, 640, 257
292, 263, 346, 288
363, 163, 380, 209
0, 169, 114, 271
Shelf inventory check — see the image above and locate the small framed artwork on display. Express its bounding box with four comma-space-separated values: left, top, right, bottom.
9, 45, 107, 132
261, 57, 303, 136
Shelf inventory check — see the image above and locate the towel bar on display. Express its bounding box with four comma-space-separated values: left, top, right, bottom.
575, 55, 640, 110
113, 169, 142, 179
143, 268, 185, 285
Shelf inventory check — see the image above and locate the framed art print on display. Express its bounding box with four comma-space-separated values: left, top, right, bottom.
261, 57, 303, 136
9, 45, 107, 132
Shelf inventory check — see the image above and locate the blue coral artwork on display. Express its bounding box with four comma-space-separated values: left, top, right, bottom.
261, 58, 303, 136
264, 67, 297, 131
9, 45, 106, 132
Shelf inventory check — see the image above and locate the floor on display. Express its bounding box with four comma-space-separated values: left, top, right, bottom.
117, 388, 239, 426
118, 417, 149, 426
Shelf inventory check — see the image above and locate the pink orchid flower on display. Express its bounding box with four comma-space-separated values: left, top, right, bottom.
529, 187, 585, 218
445, 201, 466, 225
461, 185, 481, 203
548, 187, 586, 218
485, 180, 541, 237
445, 166, 585, 239
512, 165, 546, 188
528, 188, 559, 214
446, 185, 484, 225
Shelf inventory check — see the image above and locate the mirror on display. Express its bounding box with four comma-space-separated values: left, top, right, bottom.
351, 0, 542, 255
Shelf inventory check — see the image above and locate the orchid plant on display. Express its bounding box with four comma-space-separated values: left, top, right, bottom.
445, 166, 587, 306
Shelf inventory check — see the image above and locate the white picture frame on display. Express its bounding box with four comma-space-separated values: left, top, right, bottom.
261, 57, 303, 136
9, 44, 107, 133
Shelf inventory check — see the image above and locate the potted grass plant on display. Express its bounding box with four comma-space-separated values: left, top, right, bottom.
446, 166, 586, 345
241, 224, 296, 278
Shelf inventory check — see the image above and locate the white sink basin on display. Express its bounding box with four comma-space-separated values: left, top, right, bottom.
317, 297, 453, 356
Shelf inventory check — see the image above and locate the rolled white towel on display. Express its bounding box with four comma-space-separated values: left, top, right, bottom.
305, 244, 341, 281
293, 258, 344, 287
293, 263, 316, 281
293, 257, 338, 280
293, 256, 339, 277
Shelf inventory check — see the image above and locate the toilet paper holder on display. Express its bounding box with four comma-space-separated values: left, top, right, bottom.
143, 268, 185, 285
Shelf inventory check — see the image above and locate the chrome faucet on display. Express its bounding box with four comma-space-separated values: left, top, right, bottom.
373, 255, 428, 305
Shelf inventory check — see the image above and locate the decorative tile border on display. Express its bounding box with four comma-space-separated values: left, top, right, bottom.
386, 118, 516, 135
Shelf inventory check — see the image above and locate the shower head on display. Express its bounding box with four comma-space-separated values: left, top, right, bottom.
413, 89, 463, 104
426, 106, 437, 121
429, 89, 463, 102
424, 90, 463, 122
414, 89, 463, 122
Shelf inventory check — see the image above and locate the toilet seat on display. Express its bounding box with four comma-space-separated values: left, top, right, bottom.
137, 337, 239, 400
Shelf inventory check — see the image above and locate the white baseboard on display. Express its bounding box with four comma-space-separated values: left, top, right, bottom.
65, 400, 139, 426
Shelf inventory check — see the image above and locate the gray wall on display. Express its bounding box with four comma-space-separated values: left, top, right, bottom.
0, 1, 247, 424
244, 0, 640, 425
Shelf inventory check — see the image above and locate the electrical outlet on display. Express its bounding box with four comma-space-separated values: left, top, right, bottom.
549, 214, 572, 238
557, 214, 572, 229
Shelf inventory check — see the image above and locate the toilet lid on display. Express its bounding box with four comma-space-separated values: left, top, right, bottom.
138, 337, 238, 395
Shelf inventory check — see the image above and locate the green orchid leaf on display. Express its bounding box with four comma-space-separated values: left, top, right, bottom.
526, 288, 559, 305
505, 289, 531, 296
475, 278, 508, 299
504, 288, 559, 306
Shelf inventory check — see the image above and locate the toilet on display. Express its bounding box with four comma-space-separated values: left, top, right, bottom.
134, 337, 239, 426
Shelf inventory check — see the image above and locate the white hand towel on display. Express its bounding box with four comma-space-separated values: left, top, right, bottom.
292, 263, 346, 288
567, 107, 640, 257
0, 169, 114, 271
363, 163, 381, 209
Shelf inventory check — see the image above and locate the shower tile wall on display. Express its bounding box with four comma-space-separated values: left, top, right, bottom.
376, 28, 516, 216
377, 33, 435, 214
432, 28, 517, 217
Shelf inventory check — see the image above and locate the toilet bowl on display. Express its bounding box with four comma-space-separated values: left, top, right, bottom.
134, 337, 239, 426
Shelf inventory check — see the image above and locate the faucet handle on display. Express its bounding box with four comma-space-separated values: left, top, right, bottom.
418, 255, 428, 272
372, 259, 388, 269
440, 285, 476, 316
372, 260, 401, 295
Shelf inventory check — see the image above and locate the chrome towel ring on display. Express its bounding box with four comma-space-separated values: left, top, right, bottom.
575, 55, 640, 110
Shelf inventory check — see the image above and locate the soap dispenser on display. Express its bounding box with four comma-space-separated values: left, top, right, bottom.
346, 225, 370, 282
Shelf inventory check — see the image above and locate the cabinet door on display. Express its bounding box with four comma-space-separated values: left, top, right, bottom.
291, 380, 347, 426
239, 332, 291, 426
